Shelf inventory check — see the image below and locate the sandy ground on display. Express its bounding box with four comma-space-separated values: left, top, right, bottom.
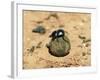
23, 10, 91, 69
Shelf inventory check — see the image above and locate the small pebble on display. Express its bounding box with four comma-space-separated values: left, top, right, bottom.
83, 39, 91, 43
82, 52, 86, 56
86, 43, 90, 47
32, 26, 46, 34
78, 35, 86, 39
36, 42, 42, 48
27, 46, 35, 56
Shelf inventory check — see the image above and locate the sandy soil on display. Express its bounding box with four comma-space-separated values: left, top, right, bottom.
23, 10, 91, 69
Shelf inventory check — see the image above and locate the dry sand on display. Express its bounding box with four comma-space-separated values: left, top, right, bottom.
23, 10, 91, 69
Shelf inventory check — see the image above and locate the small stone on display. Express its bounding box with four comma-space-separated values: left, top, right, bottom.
83, 39, 91, 43
78, 35, 86, 40
85, 43, 90, 47
50, 66, 54, 68
27, 46, 35, 55
36, 42, 42, 48
32, 26, 46, 34
82, 52, 86, 56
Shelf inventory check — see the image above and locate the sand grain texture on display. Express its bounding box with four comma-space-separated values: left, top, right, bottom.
23, 11, 91, 69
